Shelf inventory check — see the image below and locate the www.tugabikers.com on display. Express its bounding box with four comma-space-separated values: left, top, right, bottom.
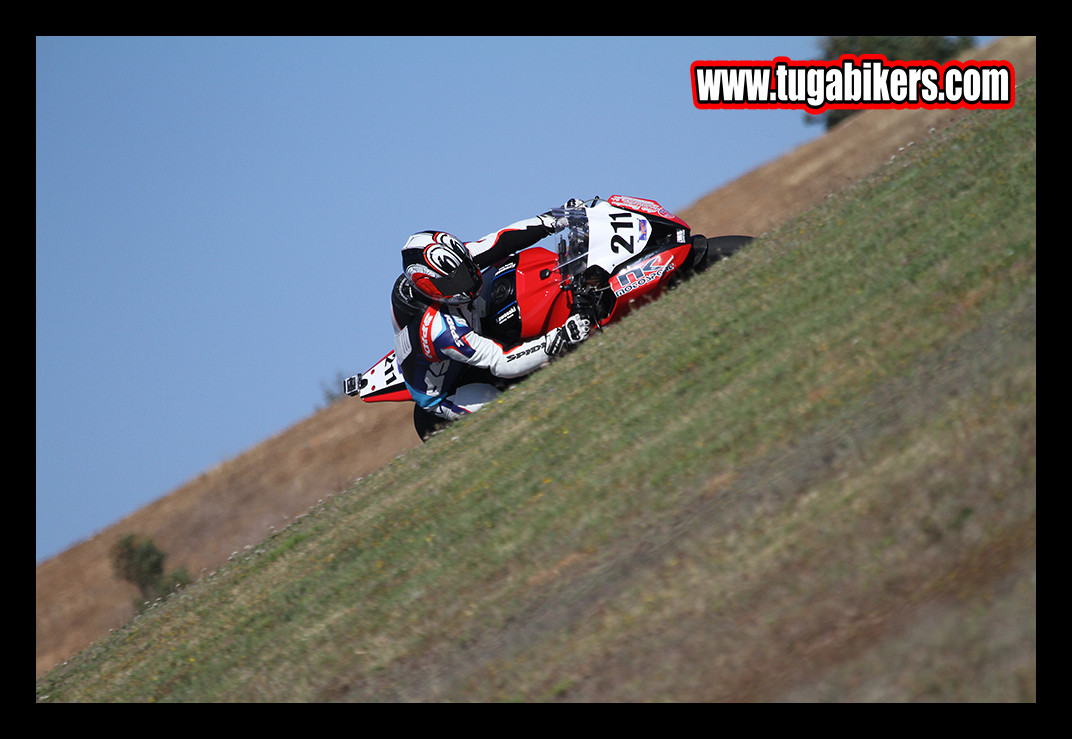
691, 54, 1015, 114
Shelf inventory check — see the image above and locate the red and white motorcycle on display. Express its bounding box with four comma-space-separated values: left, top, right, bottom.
345, 195, 751, 407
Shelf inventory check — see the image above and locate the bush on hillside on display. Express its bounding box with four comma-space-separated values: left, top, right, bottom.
111, 533, 190, 611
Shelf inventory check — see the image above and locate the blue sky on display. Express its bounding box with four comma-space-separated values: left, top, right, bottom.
36, 36, 997, 563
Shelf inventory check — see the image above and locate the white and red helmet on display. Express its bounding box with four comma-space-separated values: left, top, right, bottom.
401, 231, 483, 305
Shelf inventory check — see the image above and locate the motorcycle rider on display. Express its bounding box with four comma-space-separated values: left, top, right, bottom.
392, 206, 592, 440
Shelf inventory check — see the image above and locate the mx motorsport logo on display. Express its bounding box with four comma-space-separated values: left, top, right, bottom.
610, 253, 676, 298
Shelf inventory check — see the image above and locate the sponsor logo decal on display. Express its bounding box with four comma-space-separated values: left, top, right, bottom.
608, 195, 672, 220
496, 304, 518, 325
506, 343, 544, 362
610, 253, 676, 297
419, 308, 438, 360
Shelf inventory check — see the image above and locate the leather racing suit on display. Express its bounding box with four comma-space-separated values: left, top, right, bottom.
390, 213, 570, 431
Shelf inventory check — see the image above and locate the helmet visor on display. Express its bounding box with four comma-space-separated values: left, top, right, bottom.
430, 259, 482, 298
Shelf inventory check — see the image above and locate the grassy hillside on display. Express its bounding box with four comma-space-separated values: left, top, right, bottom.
37, 80, 1035, 703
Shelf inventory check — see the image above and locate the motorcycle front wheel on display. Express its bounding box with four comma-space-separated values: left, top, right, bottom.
691, 234, 754, 272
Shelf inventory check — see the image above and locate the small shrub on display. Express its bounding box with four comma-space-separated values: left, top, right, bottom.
111, 534, 191, 611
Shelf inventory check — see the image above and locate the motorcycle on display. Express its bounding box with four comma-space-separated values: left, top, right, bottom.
344, 194, 752, 412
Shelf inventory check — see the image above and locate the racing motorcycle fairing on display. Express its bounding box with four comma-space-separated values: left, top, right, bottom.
481, 247, 573, 346
345, 351, 410, 402
549, 195, 696, 326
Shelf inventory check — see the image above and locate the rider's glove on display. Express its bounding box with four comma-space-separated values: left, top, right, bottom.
563, 313, 591, 343
545, 314, 592, 357
540, 199, 586, 233
538, 212, 563, 232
